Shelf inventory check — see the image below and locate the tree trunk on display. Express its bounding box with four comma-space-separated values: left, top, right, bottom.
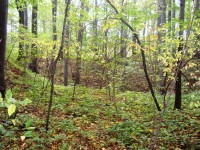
64, 1, 71, 86
120, 0, 127, 58
46, 0, 71, 131
24, 6, 28, 31
195, 0, 200, 39
29, 3, 38, 73
16, 0, 26, 61
132, 33, 136, 55
172, 0, 176, 37
120, 0, 128, 91
157, 0, 167, 94
49, 0, 58, 77
168, 0, 172, 33
75, 1, 84, 84
0, 0, 8, 98
174, 0, 185, 110
93, 0, 98, 52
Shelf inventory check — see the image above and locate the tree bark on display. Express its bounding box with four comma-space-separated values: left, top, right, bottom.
174, 0, 185, 110
195, 0, 200, 40
64, 1, 71, 86
49, 0, 58, 77
16, 0, 27, 61
0, 0, 8, 98
120, 0, 127, 58
29, 3, 38, 73
93, 0, 98, 52
157, 0, 167, 94
168, 0, 172, 31
75, 0, 84, 84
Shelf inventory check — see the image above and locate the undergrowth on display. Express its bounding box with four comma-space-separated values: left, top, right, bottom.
0, 61, 199, 149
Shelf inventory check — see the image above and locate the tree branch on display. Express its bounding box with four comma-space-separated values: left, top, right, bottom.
105, 0, 161, 111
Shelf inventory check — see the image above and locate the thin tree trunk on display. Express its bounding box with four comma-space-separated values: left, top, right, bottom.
103, 4, 110, 99
132, 33, 136, 55
120, 0, 128, 91
172, 0, 176, 38
174, 0, 185, 110
46, 0, 71, 131
49, 0, 58, 77
195, 0, 200, 32
0, 0, 8, 98
23, 5, 29, 73
16, 0, 26, 61
64, 1, 71, 86
168, 0, 172, 35
157, 0, 167, 94
29, 3, 38, 73
120, 0, 127, 58
93, 0, 98, 52
75, 0, 84, 84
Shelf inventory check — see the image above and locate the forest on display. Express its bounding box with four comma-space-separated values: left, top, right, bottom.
0, 0, 200, 149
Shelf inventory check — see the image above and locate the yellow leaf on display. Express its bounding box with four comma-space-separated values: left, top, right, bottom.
132, 133, 136, 139
148, 46, 156, 51
8, 104, 16, 117
130, 42, 137, 47
149, 129, 153, 133
11, 119, 16, 126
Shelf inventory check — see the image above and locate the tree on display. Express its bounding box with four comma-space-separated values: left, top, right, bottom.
106, 0, 161, 111
16, 0, 28, 61
64, 0, 71, 86
75, 0, 85, 84
92, 0, 98, 52
49, 0, 58, 77
174, 0, 185, 110
157, 0, 167, 94
0, 0, 8, 98
46, 0, 71, 131
29, 1, 38, 73
195, 0, 200, 37
120, 0, 127, 58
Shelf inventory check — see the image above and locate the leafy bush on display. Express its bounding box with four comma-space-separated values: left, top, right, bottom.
0, 89, 32, 125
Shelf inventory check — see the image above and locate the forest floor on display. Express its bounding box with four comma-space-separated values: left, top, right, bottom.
0, 61, 200, 149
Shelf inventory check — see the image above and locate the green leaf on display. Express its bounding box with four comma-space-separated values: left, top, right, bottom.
19, 98, 32, 106
7, 98, 17, 104
24, 131, 33, 138
8, 104, 16, 117
25, 119, 33, 128
194, 101, 200, 108
6, 89, 12, 100
0, 124, 6, 135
